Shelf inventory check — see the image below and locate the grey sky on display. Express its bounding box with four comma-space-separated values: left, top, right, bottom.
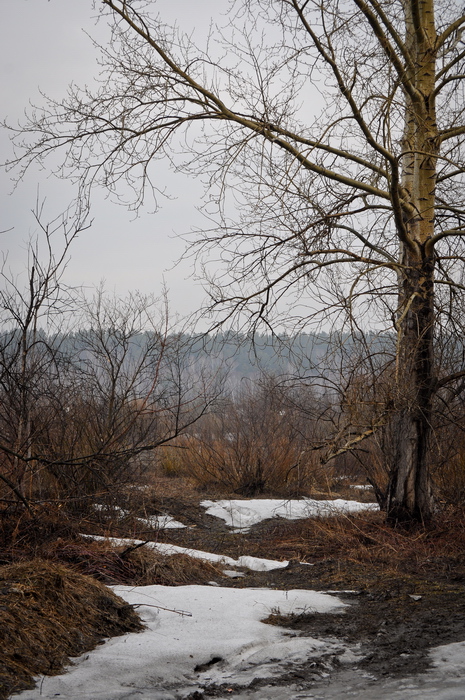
0, 1, 224, 321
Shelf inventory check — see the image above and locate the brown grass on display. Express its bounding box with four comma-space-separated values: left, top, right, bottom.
0, 559, 144, 700
0, 495, 224, 587
45, 538, 224, 586
257, 506, 465, 590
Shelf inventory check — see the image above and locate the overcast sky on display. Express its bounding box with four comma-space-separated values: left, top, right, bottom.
0, 0, 225, 324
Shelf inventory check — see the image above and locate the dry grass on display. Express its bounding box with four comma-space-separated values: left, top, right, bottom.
0, 559, 144, 700
257, 506, 465, 589
46, 538, 224, 586
0, 498, 224, 589
0, 511, 224, 587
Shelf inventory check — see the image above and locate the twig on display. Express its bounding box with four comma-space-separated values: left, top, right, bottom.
120, 540, 150, 558
133, 603, 192, 617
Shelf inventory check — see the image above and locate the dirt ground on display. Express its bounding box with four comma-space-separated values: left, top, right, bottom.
183, 540, 465, 691
124, 481, 465, 688
3, 478, 465, 697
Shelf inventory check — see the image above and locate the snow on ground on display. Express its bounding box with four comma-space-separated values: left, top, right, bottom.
93, 497, 377, 534
93, 504, 187, 529
16, 585, 348, 700
88, 534, 291, 571
17, 498, 465, 699
15, 582, 465, 700
137, 515, 187, 529
200, 498, 378, 532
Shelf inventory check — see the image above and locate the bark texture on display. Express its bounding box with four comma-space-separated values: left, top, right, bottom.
387, 0, 438, 521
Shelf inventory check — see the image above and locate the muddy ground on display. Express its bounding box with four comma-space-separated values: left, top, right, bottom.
10, 479, 464, 697
122, 488, 465, 690
191, 544, 465, 693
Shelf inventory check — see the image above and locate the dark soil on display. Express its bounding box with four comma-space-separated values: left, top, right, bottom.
263, 576, 465, 678
142, 489, 465, 685
3, 480, 465, 696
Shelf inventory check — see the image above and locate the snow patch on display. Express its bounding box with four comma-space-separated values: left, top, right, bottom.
17, 585, 346, 699
87, 535, 289, 571
201, 497, 378, 532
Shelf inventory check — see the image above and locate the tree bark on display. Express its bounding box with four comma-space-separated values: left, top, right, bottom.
387, 0, 437, 522
387, 253, 435, 522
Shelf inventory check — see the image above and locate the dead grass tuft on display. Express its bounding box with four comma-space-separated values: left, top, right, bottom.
122, 546, 224, 586
45, 537, 224, 586
261, 506, 465, 589
0, 559, 143, 700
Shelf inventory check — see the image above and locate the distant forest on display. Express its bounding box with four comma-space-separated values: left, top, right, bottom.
10, 329, 392, 385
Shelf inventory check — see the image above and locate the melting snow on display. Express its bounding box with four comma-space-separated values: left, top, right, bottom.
17, 585, 346, 699
16, 497, 465, 700
88, 535, 290, 572
137, 514, 187, 529
201, 497, 378, 532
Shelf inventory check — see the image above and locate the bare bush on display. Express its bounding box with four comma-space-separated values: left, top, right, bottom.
0, 223, 223, 513
175, 375, 328, 496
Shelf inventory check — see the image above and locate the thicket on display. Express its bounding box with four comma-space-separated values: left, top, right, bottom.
159, 365, 465, 509
0, 219, 223, 517
1, 221, 465, 520
2, 305, 465, 514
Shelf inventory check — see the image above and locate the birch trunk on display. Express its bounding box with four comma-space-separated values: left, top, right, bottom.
387, 0, 437, 521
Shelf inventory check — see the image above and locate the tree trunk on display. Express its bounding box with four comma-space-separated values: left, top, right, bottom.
386, 0, 438, 522
387, 253, 435, 522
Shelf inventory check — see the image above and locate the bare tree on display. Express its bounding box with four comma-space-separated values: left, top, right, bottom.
0, 206, 87, 504
55, 287, 223, 503
0, 227, 223, 511
7, 0, 465, 521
